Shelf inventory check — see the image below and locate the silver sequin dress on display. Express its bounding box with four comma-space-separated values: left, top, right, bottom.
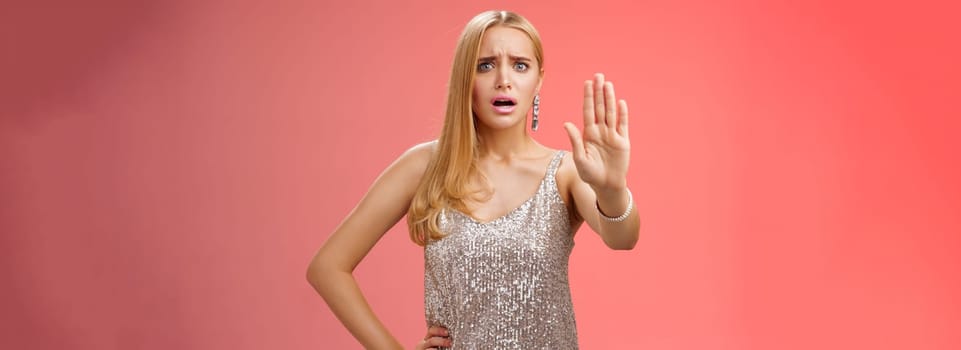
424, 151, 578, 349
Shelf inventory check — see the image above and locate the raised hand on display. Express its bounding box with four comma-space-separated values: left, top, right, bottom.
563, 73, 631, 192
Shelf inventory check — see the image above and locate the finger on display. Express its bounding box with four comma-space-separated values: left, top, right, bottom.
593, 73, 606, 126
427, 326, 449, 337
564, 122, 585, 161
617, 99, 629, 136
604, 81, 617, 129
582, 80, 595, 125
425, 336, 452, 348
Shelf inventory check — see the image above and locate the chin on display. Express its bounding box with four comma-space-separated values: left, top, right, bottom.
475, 113, 525, 130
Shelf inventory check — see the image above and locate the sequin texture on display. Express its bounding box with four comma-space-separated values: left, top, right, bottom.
424, 151, 578, 349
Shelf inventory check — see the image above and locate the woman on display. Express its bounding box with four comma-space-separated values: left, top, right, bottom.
307, 10, 640, 349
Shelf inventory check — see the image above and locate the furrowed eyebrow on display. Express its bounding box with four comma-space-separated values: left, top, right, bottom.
477, 55, 532, 62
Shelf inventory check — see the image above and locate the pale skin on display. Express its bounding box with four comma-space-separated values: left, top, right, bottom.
307, 25, 640, 349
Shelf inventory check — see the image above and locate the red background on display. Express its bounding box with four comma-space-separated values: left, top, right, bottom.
2, 0, 959, 349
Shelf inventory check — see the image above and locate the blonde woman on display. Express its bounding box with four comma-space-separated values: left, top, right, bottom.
307, 10, 640, 349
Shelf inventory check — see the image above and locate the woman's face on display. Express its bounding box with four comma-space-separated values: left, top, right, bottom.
471, 25, 542, 131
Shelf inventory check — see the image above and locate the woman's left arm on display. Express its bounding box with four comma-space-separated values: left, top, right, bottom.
563, 73, 640, 250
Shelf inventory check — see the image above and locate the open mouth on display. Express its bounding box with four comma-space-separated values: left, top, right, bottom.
490, 96, 517, 114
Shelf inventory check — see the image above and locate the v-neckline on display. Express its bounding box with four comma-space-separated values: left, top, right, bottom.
446, 151, 560, 225
448, 176, 547, 225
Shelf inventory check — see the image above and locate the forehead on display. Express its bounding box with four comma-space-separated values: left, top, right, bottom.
478, 26, 535, 57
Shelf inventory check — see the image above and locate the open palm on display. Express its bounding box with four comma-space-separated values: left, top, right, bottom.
563, 73, 631, 191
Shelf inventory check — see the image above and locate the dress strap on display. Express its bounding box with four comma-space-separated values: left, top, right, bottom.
546, 150, 565, 180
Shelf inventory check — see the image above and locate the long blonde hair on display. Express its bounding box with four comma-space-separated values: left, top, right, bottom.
407, 10, 545, 245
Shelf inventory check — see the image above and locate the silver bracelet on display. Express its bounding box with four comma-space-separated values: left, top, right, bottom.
595, 189, 633, 223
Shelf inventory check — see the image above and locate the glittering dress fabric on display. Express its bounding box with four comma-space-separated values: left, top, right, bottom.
425, 151, 578, 349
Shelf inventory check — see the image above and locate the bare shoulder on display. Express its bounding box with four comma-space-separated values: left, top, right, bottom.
310, 140, 438, 275
384, 140, 437, 185
396, 140, 436, 173
555, 150, 591, 224
555, 151, 579, 188
554, 151, 579, 203
402, 140, 437, 162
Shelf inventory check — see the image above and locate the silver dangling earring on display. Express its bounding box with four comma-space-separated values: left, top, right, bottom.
531, 94, 540, 131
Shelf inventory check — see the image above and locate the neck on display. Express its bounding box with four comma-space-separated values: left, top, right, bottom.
474, 122, 535, 161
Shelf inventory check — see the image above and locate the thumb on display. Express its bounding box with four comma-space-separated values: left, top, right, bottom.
563, 122, 585, 161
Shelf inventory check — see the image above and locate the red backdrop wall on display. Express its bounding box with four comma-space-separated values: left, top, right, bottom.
2, 0, 959, 349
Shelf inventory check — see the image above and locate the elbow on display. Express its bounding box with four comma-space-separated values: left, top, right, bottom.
305, 264, 321, 290
603, 221, 640, 250
607, 239, 637, 251
603, 233, 639, 251
305, 258, 332, 292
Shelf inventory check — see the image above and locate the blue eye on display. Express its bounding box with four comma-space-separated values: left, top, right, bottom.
478, 62, 494, 72
514, 62, 529, 71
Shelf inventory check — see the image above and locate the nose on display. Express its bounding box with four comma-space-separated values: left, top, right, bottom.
495, 65, 511, 89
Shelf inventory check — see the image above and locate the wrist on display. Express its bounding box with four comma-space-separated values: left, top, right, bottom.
595, 187, 633, 222
590, 182, 627, 199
